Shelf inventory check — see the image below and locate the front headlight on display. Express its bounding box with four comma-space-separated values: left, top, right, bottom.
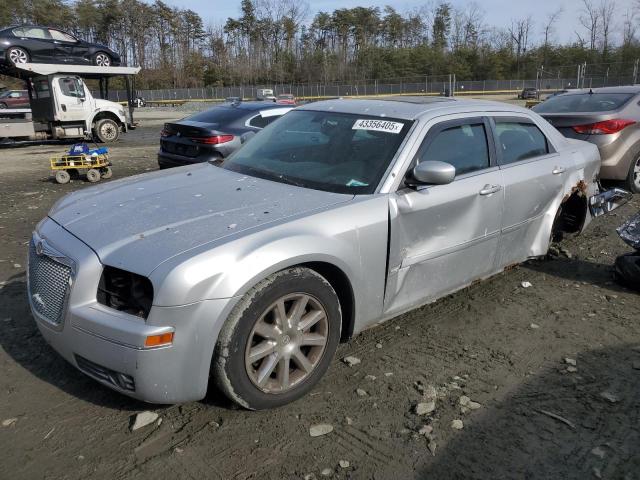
97, 266, 154, 319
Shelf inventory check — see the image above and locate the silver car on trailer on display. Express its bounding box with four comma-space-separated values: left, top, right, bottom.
28, 97, 628, 409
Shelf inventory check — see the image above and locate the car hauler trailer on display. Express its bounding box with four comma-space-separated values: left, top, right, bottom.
0, 63, 140, 143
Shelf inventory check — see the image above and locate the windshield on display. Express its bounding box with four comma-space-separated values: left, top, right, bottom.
222, 110, 412, 194
534, 93, 634, 113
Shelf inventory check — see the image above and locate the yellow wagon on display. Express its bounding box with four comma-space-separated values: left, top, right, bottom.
50, 150, 112, 184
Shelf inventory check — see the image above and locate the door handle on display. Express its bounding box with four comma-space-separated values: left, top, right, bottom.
552, 167, 566, 175
479, 184, 502, 196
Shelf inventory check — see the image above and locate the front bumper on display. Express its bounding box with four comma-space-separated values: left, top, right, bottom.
28, 217, 234, 403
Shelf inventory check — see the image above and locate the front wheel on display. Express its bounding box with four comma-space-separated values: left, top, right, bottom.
213, 267, 342, 410
100, 166, 113, 179
93, 118, 120, 143
0, 103, 6, 109
626, 155, 640, 194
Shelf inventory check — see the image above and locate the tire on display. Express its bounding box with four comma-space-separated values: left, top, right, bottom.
0, 103, 6, 109
54, 170, 70, 184
613, 252, 640, 291
213, 267, 342, 410
86, 169, 100, 183
625, 154, 640, 194
93, 118, 120, 143
93, 52, 111, 67
7, 47, 29, 65
100, 166, 113, 179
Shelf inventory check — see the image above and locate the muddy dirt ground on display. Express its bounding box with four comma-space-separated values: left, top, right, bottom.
1, 110, 639, 480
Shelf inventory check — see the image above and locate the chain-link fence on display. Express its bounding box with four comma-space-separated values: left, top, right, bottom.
102, 72, 639, 103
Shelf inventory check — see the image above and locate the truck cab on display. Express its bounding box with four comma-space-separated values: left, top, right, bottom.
30, 74, 128, 142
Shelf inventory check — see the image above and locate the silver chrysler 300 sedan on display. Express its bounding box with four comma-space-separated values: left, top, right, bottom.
28, 97, 628, 409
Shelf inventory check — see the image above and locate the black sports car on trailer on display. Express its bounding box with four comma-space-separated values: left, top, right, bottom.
0, 25, 121, 67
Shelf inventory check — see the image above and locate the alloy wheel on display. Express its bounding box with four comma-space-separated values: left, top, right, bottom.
95, 53, 111, 67
245, 293, 329, 393
634, 158, 640, 190
9, 48, 28, 64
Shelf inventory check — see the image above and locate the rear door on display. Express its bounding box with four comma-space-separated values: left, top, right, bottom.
12, 27, 54, 62
490, 115, 573, 267
384, 116, 505, 315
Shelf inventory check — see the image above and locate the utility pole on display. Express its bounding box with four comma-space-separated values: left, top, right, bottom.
633, 59, 639, 85
577, 63, 581, 89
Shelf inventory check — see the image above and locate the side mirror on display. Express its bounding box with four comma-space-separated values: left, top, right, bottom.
589, 187, 632, 217
411, 161, 456, 185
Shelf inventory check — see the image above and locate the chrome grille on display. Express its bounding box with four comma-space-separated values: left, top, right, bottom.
28, 240, 72, 325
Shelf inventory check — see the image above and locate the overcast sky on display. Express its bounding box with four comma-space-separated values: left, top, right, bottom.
167, 0, 636, 45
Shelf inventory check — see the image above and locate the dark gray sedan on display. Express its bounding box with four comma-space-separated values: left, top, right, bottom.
158, 102, 293, 169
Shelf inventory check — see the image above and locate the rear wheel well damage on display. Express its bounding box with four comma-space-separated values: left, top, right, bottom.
552, 181, 588, 240
301, 261, 355, 342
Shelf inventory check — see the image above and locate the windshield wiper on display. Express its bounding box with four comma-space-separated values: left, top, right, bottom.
275, 174, 306, 188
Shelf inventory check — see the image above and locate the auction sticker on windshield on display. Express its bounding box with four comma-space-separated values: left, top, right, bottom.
352, 119, 404, 134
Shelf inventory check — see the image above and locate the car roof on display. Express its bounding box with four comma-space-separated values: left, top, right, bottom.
217, 101, 289, 112
560, 86, 640, 95
297, 96, 530, 121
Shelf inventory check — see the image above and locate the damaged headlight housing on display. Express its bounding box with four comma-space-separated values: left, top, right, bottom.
97, 266, 153, 319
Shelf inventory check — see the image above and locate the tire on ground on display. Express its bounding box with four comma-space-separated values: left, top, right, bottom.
86, 168, 101, 183
93, 118, 120, 143
626, 155, 640, 194
213, 267, 342, 410
100, 166, 113, 179
55, 170, 70, 184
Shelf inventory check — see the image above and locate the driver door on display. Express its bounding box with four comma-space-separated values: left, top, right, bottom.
55, 77, 90, 122
384, 116, 505, 315
48, 29, 83, 64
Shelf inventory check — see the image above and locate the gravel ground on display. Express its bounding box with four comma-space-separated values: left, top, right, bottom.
1, 119, 639, 480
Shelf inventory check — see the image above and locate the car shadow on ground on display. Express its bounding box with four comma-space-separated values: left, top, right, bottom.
523, 254, 635, 295
0, 273, 235, 411
0, 273, 151, 411
419, 343, 640, 480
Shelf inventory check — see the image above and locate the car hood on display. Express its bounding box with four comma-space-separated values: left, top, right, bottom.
49, 164, 353, 276
94, 98, 125, 112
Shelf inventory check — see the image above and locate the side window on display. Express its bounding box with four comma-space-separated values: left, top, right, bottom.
58, 78, 84, 98
495, 121, 549, 165
13, 27, 50, 39
419, 122, 490, 176
49, 29, 77, 42
248, 114, 270, 128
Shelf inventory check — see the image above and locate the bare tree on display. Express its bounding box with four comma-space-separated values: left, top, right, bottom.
622, 8, 638, 47
542, 7, 563, 49
509, 15, 533, 76
598, 0, 616, 55
579, 0, 600, 50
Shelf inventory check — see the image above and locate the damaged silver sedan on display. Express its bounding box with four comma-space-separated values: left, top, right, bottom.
28, 97, 629, 409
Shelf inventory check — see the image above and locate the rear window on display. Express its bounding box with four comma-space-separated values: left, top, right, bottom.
534, 93, 634, 113
186, 106, 247, 124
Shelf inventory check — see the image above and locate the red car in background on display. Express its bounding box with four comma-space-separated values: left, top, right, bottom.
0, 89, 30, 109
276, 93, 296, 105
